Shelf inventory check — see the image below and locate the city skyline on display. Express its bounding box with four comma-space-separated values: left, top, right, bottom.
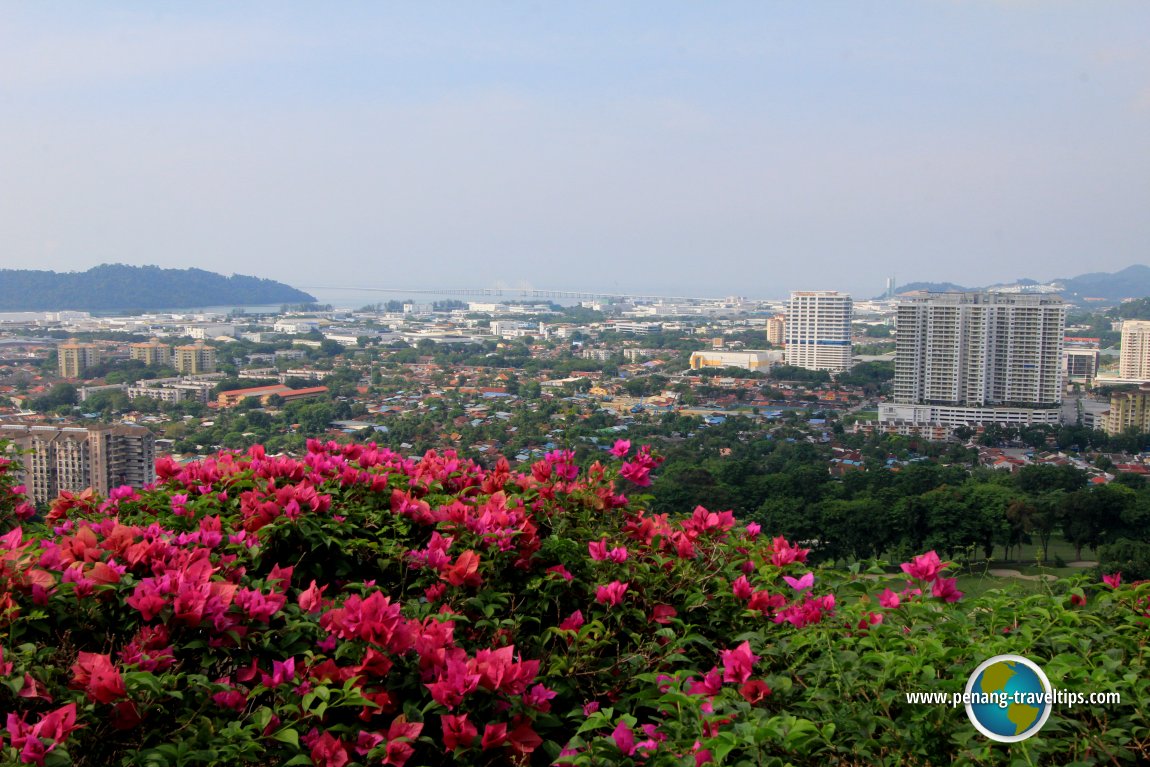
1, 3, 1147, 297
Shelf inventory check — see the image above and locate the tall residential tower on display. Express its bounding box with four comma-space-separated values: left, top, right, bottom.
784, 291, 853, 372
1119, 320, 1150, 381
879, 292, 1066, 430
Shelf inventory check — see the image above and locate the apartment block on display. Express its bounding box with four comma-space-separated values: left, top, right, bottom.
58, 340, 102, 378
1119, 321, 1150, 381
1104, 385, 1150, 435
765, 315, 785, 346
880, 292, 1066, 429
0, 423, 156, 505
784, 292, 852, 371
173, 341, 218, 374
129, 339, 171, 367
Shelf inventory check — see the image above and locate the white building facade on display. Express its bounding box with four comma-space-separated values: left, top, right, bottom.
1119, 320, 1150, 381
880, 292, 1066, 430
784, 291, 853, 372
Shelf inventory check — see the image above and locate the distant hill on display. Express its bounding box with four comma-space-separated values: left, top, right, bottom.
886, 265, 1150, 307
0, 264, 316, 312
1058, 265, 1150, 303
888, 281, 971, 294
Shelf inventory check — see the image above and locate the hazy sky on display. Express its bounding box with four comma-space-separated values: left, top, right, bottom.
1, 2, 1148, 298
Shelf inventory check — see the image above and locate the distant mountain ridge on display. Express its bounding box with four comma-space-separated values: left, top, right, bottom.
887, 265, 1150, 307
0, 264, 316, 312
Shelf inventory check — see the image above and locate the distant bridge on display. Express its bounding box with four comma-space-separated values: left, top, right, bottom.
298, 285, 760, 303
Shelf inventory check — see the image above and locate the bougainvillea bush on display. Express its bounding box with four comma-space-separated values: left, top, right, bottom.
1, 440, 1148, 766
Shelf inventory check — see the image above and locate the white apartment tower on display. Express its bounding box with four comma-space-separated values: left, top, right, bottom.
880, 292, 1066, 429
784, 291, 853, 372
1119, 320, 1150, 381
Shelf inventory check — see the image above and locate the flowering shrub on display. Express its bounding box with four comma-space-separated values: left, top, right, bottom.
0, 439, 1147, 765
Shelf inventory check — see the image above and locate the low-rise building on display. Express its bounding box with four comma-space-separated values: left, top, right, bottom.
217, 384, 328, 408
689, 350, 778, 372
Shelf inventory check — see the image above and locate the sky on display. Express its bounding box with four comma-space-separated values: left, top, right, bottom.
1, 2, 1148, 299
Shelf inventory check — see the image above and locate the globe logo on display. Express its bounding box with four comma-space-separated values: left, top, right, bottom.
965, 654, 1053, 742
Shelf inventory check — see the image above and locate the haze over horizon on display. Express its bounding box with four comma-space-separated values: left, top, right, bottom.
1, 2, 1147, 298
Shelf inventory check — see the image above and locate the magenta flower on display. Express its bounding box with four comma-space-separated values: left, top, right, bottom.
559, 610, 585, 631
720, 641, 759, 684
612, 721, 637, 756
900, 551, 944, 582
931, 577, 963, 603
588, 540, 608, 561
731, 575, 754, 600
609, 439, 632, 458
546, 564, 573, 582
878, 588, 901, 609
770, 536, 810, 567
1102, 572, 1122, 589
620, 461, 652, 486
783, 572, 814, 592
595, 581, 629, 607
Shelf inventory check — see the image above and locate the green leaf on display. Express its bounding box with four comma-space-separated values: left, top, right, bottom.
270, 728, 300, 748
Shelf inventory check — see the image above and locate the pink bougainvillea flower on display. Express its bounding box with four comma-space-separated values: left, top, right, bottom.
383, 716, 422, 766
70, 652, 127, 704
546, 564, 573, 582
769, 536, 810, 567
523, 683, 558, 712
1103, 572, 1122, 589
298, 580, 327, 613
354, 730, 384, 757
507, 718, 543, 757
609, 439, 632, 458
588, 540, 608, 561
311, 730, 350, 767
481, 722, 508, 750
612, 721, 637, 756
901, 551, 944, 582
5, 703, 78, 766
782, 572, 814, 592
441, 550, 482, 588
931, 577, 963, 603
595, 581, 629, 607
619, 461, 652, 486
1070, 592, 1087, 607
747, 589, 786, 614
606, 546, 629, 563
740, 679, 772, 704
745, 522, 761, 540
651, 604, 677, 625
878, 588, 901, 609
720, 641, 759, 684
441, 713, 477, 751
559, 610, 585, 631
731, 575, 754, 600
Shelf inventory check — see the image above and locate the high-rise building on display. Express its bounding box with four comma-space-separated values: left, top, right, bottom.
129, 339, 171, 367
879, 292, 1066, 429
0, 423, 156, 505
173, 342, 217, 374
1104, 385, 1150, 436
784, 292, 852, 371
765, 315, 785, 346
58, 340, 101, 378
1119, 321, 1150, 381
